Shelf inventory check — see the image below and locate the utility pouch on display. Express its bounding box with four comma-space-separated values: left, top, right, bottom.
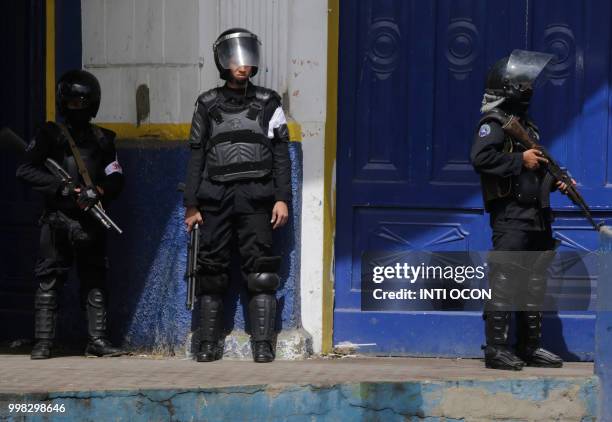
512, 171, 540, 206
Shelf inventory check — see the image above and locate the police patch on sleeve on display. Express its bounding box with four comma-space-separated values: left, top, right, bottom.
478, 124, 491, 138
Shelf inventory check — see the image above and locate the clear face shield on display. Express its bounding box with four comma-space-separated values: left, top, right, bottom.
214, 32, 261, 71
505, 49, 554, 93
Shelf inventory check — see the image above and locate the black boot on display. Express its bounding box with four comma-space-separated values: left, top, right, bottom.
196, 294, 224, 362
516, 311, 563, 367
31, 288, 58, 360
84, 289, 124, 357
249, 293, 276, 363
483, 311, 525, 370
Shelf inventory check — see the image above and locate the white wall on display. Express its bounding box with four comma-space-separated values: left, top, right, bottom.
287, 0, 327, 353
82, 0, 201, 123
81, 0, 328, 352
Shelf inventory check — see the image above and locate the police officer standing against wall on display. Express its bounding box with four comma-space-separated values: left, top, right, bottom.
471, 50, 573, 370
183, 28, 291, 363
17, 70, 125, 359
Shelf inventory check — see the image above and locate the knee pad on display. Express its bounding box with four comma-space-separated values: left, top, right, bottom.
38, 276, 65, 292
247, 257, 281, 293
197, 273, 229, 295
87, 288, 106, 309
247, 272, 280, 293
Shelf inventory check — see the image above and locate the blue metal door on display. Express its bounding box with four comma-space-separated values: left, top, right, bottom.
335, 0, 612, 359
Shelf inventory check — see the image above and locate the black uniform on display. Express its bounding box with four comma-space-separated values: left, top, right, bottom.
471, 114, 556, 233
183, 82, 291, 362
471, 110, 562, 369
16, 121, 124, 356
184, 83, 290, 275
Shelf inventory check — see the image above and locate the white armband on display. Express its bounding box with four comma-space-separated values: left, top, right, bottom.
267, 106, 288, 138
104, 155, 123, 175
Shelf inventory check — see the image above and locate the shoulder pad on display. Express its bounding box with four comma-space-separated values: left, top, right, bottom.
97, 126, 117, 141
479, 108, 510, 127
91, 124, 116, 149
254, 87, 281, 104
40, 121, 62, 138
197, 88, 220, 109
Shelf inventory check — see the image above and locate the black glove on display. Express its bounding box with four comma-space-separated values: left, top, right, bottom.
76, 186, 99, 210
58, 180, 77, 197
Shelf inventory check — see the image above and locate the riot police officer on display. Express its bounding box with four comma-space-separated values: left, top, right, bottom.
17, 70, 125, 359
471, 50, 571, 370
182, 28, 291, 363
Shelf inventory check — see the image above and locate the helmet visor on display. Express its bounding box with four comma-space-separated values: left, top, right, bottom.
65, 97, 91, 110
505, 49, 554, 89
215, 33, 261, 70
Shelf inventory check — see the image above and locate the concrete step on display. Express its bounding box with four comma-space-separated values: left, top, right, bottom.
0, 355, 597, 421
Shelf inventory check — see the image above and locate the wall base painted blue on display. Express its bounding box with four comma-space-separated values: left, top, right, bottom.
0, 377, 598, 421
107, 140, 306, 356
4, 140, 306, 358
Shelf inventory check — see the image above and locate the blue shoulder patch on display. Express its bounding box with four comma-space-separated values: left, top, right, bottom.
478, 124, 491, 138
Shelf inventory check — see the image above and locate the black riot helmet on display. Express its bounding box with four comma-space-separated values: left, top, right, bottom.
485, 49, 554, 109
213, 28, 261, 80
56, 69, 101, 122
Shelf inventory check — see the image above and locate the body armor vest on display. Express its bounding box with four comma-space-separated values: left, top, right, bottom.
202, 89, 273, 183
60, 124, 109, 186
478, 109, 552, 210
42, 122, 112, 213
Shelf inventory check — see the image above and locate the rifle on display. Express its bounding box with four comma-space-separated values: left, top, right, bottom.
1, 127, 123, 234
178, 182, 198, 311
502, 116, 602, 231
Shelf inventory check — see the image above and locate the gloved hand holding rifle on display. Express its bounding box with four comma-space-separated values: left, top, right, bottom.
0, 126, 122, 234
501, 115, 602, 231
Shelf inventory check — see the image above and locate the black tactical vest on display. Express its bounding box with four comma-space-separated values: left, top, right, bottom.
58, 124, 111, 186
478, 109, 552, 209
201, 88, 273, 183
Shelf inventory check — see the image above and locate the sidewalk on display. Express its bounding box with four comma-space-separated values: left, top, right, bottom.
0, 355, 598, 421
0, 355, 594, 393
